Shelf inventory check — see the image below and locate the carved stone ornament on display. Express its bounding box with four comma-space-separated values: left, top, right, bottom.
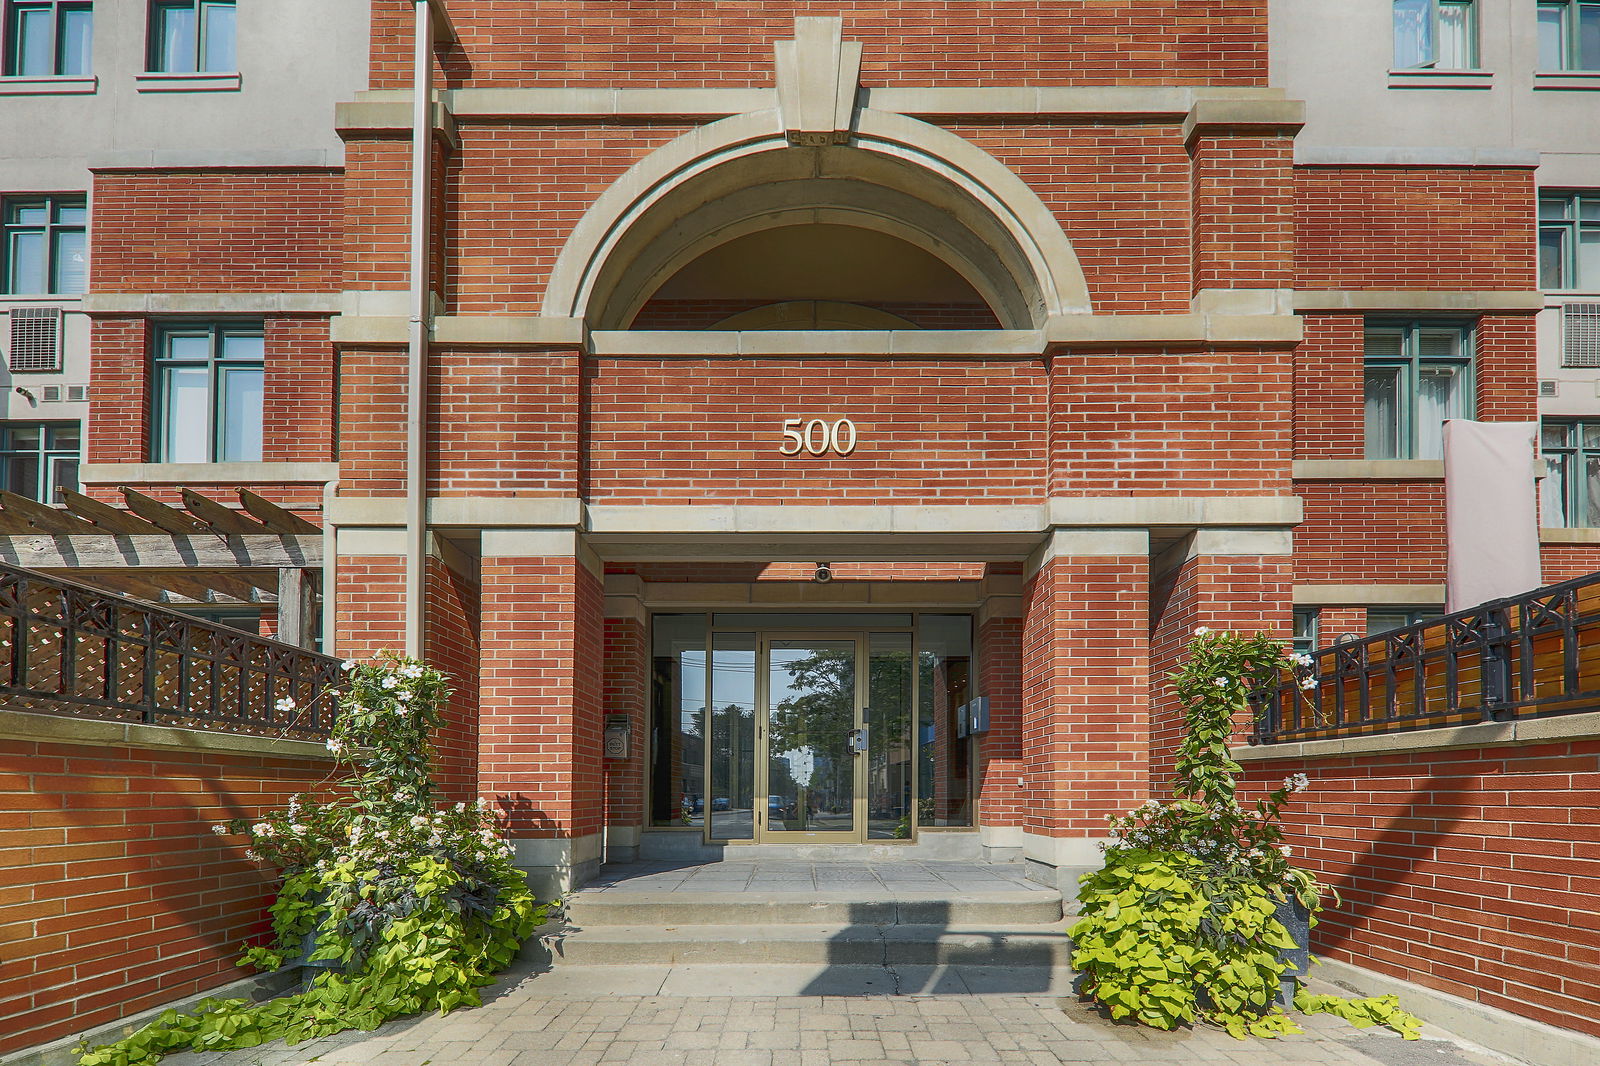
774, 16, 863, 146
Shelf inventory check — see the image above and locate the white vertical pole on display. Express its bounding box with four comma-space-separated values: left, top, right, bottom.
404, 0, 434, 659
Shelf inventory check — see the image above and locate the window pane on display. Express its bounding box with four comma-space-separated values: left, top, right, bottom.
7, 231, 47, 293
1585, 457, 1600, 527
1540, 197, 1572, 221
54, 201, 86, 225
1364, 329, 1405, 359
1581, 4, 1600, 68
47, 423, 79, 448
1364, 366, 1402, 460
1584, 423, 1600, 448
1541, 227, 1569, 289
707, 632, 755, 840
1394, 0, 1432, 67
1417, 328, 1463, 358
916, 614, 972, 828
1579, 229, 1600, 289
201, 2, 235, 71
7, 425, 40, 450
220, 331, 263, 360
1417, 363, 1468, 460
158, 4, 198, 73
2, 455, 40, 499
52, 228, 86, 294
1543, 452, 1571, 526
60, 5, 92, 75
1368, 610, 1408, 636
1582, 198, 1600, 221
9, 202, 47, 225
867, 631, 913, 840
1543, 421, 1573, 447
1538, 5, 1566, 69
1437, 1, 1474, 67
649, 614, 707, 828
163, 333, 212, 360
219, 367, 263, 462
49, 456, 77, 497
13, 7, 53, 76
160, 366, 211, 462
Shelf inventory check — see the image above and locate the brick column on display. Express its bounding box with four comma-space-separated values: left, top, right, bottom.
1020, 530, 1150, 891
478, 531, 605, 896
1186, 115, 1298, 296
1149, 531, 1295, 791
975, 566, 1025, 858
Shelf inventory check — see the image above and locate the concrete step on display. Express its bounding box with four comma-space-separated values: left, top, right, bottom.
500, 961, 1081, 997
531, 922, 1074, 968
564, 891, 1063, 927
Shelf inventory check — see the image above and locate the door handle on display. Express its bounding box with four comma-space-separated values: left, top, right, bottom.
847, 728, 868, 754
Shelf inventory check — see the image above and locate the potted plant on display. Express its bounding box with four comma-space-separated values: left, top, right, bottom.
1068, 629, 1421, 1040
78, 653, 550, 1066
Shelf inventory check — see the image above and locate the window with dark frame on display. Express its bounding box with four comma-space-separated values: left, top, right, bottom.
0, 421, 78, 503
1363, 320, 1475, 461
1539, 419, 1600, 528
2, 0, 91, 77
1540, 192, 1600, 292
1538, 1, 1600, 71
151, 322, 263, 463
1367, 608, 1439, 636
147, 0, 234, 73
2, 195, 86, 294
1292, 608, 1320, 656
1392, 0, 1478, 69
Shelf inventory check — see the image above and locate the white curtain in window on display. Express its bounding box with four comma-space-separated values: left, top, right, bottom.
1585, 457, 1600, 526
1436, 2, 1474, 68
161, 367, 210, 462
1541, 451, 1570, 526
1416, 364, 1467, 460
6, 232, 46, 294
1539, 4, 1566, 69
53, 230, 86, 295
219, 367, 263, 462
160, 6, 198, 73
61, 6, 93, 76
202, 2, 237, 72
1364, 367, 1401, 460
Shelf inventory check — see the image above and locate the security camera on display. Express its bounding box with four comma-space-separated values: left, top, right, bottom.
814, 562, 833, 583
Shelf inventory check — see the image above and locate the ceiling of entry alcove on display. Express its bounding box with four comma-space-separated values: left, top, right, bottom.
642, 224, 995, 307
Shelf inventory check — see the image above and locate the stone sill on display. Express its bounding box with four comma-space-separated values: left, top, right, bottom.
1387, 68, 1493, 90
1293, 460, 1444, 479
1534, 71, 1600, 90
1540, 527, 1600, 544
0, 74, 96, 95
77, 461, 339, 484
0, 706, 335, 761
1236, 709, 1600, 763
134, 71, 241, 93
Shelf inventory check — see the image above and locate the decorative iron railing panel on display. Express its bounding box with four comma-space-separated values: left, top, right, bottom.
1253, 571, 1600, 744
0, 563, 342, 740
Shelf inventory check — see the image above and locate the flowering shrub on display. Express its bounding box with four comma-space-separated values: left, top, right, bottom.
1070, 628, 1418, 1040
78, 653, 548, 1066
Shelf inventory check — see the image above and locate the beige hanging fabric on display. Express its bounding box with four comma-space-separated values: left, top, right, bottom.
1444, 420, 1542, 613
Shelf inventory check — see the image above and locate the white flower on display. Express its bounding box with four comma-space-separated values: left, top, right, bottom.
1298, 676, 1318, 691
1212, 677, 1229, 688
275, 696, 297, 713
326, 738, 345, 754
1291, 653, 1314, 669
454, 802, 466, 813
244, 849, 261, 862
292, 824, 308, 836
341, 659, 358, 673
1278, 844, 1293, 858
1195, 627, 1211, 636
475, 797, 489, 809
396, 689, 413, 702
400, 663, 423, 679
211, 824, 228, 835
1284, 772, 1310, 793
411, 814, 429, 828
380, 675, 399, 690
252, 822, 273, 836
394, 705, 409, 717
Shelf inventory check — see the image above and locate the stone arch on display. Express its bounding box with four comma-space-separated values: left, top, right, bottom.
541, 108, 1092, 330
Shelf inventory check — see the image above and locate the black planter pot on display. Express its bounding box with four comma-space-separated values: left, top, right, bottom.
1273, 894, 1311, 1008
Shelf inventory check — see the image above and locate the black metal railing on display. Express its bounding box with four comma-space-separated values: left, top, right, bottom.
0, 563, 343, 740
1252, 570, 1600, 744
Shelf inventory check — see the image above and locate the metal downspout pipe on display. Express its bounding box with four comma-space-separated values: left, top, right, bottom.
405, 0, 434, 659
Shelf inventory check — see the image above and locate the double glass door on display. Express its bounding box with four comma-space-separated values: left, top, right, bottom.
705, 630, 913, 843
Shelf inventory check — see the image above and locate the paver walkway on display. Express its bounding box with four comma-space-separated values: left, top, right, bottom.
187, 979, 1516, 1066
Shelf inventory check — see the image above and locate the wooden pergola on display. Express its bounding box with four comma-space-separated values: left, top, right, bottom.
0, 487, 323, 648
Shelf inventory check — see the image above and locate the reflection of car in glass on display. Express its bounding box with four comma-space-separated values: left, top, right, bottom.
712, 796, 730, 811
768, 795, 797, 820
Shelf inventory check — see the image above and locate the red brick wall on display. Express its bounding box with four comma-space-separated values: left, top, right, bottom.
425, 556, 481, 803
0, 736, 335, 1057
1542, 545, 1600, 583
1049, 347, 1293, 495
1021, 555, 1150, 837
335, 556, 407, 661
1295, 167, 1537, 290
603, 617, 648, 834
1295, 314, 1366, 460
976, 612, 1024, 828
371, 1, 1269, 91
1240, 740, 1600, 1038
430, 347, 580, 496
90, 169, 341, 293
585, 358, 1047, 505
336, 348, 407, 498
88, 315, 335, 469
1295, 480, 1447, 585
478, 556, 605, 840
1190, 134, 1295, 292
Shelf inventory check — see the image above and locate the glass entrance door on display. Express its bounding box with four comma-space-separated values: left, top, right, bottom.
761, 637, 862, 839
